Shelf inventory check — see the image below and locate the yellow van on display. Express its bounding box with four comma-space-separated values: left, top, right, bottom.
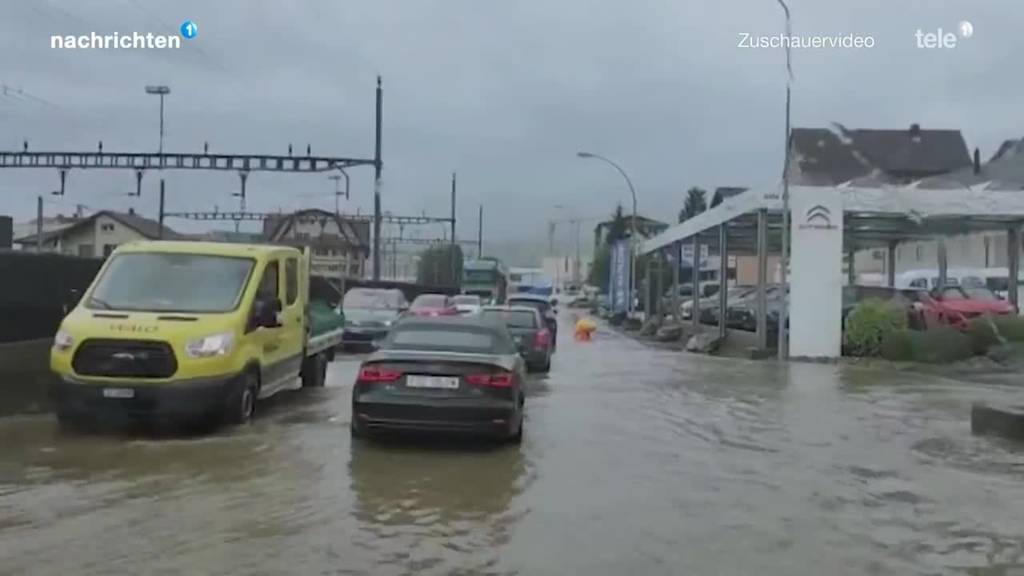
50, 241, 344, 427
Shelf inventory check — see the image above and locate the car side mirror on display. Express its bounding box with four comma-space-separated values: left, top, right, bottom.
253, 298, 283, 328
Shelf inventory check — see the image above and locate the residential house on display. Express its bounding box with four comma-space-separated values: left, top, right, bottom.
11, 213, 84, 250
592, 214, 668, 249
263, 208, 370, 279
14, 209, 181, 257
790, 123, 977, 279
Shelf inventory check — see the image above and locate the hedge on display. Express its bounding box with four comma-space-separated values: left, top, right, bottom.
880, 327, 974, 364
844, 298, 908, 357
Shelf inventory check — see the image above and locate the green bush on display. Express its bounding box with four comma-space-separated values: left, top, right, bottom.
880, 327, 974, 364
967, 316, 1002, 355
880, 330, 914, 362
844, 298, 909, 357
992, 315, 1024, 342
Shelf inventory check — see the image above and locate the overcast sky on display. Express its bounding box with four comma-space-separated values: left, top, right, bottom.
0, 0, 1020, 251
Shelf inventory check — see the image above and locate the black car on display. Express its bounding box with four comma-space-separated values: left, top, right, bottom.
340, 288, 408, 349
351, 316, 526, 442
480, 305, 552, 372
506, 294, 558, 350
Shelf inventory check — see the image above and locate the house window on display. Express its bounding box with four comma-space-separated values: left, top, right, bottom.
103, 244, 118, 257
101, 223, 115, 232
78, 244, 94, 257
872, 250, 884, 261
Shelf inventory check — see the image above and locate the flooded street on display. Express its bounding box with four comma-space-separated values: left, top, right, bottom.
2, 316, 1024, 575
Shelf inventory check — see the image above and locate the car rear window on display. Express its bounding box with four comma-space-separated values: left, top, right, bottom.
412, 294, 448, 308
385, 325, 513, 354
482, 309, 537, 328
508, 299, 548, 313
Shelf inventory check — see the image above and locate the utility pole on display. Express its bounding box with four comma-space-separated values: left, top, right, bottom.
575, 219, 582, 285
373, 76, 384, 280
158, 180, 166, 239
36, 195, 43, 253
477, 204, 483, 258
451, 171, 457, 285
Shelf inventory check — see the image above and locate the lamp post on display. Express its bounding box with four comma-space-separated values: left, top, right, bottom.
578, 151, 638, 314
775, 0, 793, 360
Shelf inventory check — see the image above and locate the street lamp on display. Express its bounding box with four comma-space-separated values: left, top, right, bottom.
577, 151, 638, 314
144, 85, 171, 162
775, 0, 793, 360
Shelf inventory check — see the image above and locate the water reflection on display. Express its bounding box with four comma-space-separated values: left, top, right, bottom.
348, 438, 532, 575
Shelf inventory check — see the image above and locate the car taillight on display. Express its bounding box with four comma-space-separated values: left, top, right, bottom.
534, 328, 550, 349
358, 366, 401, 382
465, 371, 514, 387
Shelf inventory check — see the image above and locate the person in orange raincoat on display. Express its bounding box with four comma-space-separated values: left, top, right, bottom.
574, 316, 597, 341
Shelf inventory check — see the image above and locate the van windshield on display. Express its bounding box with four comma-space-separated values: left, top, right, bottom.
88, 252, 255, 313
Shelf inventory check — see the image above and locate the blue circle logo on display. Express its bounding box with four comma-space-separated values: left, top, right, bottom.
180, 20, 198, 40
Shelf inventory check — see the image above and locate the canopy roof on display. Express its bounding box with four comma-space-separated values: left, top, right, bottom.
641, 185, 1024, 256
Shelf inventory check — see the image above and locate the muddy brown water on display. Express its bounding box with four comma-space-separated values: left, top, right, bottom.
1, 317, 1023, 575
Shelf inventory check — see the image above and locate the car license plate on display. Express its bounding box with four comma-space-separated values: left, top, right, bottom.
406, 375, 460, 389
102, 388, 135, 399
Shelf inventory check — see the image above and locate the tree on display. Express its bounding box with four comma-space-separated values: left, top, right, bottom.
588, 242, 611, 292
416, 244, 464, 286
678, 187, 708, 223
605, 204, 627, 245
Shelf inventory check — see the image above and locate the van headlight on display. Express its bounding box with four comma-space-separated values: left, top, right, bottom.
185, 332, 235, 358
53, 330, 75, 352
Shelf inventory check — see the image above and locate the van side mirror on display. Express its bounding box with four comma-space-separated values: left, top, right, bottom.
253, 298, 283, 328
63, 288, 81, 315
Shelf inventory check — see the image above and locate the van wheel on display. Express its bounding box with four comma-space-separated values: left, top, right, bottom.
301, 353, 328, 388
226, 372, 258, 424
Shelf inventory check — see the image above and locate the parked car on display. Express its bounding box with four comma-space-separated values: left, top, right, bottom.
350, 316, 526, 442
506, 293, 558, 350
681, 285, 756, 321
480, 305, 552, 372
917, 285, 1016, 330
895, 268, 987, 291
407, 293, 459, 317
451, 294, 483, 315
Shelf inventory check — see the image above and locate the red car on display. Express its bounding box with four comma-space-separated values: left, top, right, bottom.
915, 286, 1016, 330
406, 294, 459, 317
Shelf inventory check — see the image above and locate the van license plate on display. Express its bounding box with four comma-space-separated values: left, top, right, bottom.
103, 388, 135, 399
406, 376, 459, 389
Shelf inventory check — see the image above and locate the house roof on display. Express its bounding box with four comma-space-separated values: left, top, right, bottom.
14, 210, 182, 245
915, 142, 1024, 191
791, 124, 971, 184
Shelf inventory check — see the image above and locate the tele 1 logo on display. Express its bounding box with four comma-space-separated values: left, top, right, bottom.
915, 21, 973, 49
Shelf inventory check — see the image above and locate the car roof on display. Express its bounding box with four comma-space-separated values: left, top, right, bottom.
506, 294, 550, 302
394, 315, 506, 331
481, 305, 542, 315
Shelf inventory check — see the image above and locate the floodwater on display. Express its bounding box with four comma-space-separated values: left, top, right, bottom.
2, 315, 1024, 575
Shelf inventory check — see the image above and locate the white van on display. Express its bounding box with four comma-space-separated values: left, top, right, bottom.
895, 268, 987, 290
